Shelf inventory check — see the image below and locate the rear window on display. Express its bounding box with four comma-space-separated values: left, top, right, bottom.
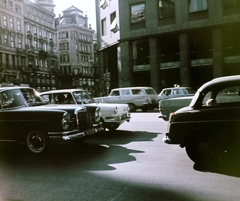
132, 89, 143, 95
145, 88, 157, 95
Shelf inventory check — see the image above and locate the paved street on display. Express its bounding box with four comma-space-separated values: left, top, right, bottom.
0, 112, 239, 201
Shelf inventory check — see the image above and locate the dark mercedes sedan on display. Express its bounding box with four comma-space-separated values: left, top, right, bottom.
0, 87, 104, 154
163, 75, 240, 165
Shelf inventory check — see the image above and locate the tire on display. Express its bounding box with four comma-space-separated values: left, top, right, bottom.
128, 103, 136, 112
26, 130, 47, 154
185, 140, 212, 164
141, 106, 148, 112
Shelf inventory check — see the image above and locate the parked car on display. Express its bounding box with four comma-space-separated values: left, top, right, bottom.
163, 75, 240, 165
40, 89, 131, 131
0, 87, 103, 154
94, 87, 159, 112
158, 86, 195, 101
158, 96, 194, 121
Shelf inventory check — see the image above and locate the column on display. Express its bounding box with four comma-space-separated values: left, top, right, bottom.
149, 37, 160, 92
212, 28, 223, 77
179, 33, 190, 87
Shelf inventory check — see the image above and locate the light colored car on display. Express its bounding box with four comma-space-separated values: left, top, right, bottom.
40, 89, 131, 131
158, 96, 194, 121
158, 87, 195, 101
94, 86, 159, 112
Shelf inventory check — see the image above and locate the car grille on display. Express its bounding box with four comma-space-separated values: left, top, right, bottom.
75, 109, 91, 132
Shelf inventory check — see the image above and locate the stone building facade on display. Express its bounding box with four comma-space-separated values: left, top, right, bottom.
55, 6, 98, 95
96, 0, 240, 94
0, 0, 98, 94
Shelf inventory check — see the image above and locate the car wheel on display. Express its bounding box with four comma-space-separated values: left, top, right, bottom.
141, 106, 148, 112
128, 103, 136, 112
185, 140, 212, 164
26, 130, 46, 154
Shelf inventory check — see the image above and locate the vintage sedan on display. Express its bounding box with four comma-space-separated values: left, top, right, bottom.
158, 96, 194, 121
158, 86, 195, 101
163, 75, 240, 165
40, 89, 131, 131
0, 87, 103, 154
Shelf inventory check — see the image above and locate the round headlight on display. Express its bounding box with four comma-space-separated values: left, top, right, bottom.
114, 106, 118, 114
94, 107, 101, 122
62, 112, 70, 130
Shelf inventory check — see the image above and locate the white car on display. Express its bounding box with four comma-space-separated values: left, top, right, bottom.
40, 89, 131, 131
94, 86, 159, 112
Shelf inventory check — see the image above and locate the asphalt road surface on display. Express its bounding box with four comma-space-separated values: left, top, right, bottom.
0, 112, 239, 201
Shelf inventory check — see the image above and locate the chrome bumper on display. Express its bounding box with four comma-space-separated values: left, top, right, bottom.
48, 126, 104, 141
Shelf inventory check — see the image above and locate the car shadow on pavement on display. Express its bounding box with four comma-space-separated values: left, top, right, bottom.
0, 130, 158, 172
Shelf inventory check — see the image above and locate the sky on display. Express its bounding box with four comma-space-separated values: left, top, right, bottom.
53, 0, 97, 30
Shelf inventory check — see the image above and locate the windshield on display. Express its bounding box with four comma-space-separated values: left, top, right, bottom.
0, 88, 44, 109
73, 91, 94, 104
0, 89, 27, 109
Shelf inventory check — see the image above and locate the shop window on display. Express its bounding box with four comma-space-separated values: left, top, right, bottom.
131, 3, 145, 23
189, 0, 207, 13
132, 39, 149, 65
159, 0, 175, 18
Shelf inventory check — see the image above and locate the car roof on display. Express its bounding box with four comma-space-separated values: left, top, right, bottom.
0, 86, 34, 92
198, 75, 240, 92
161, 87, 192, 90
40, 89, 85, 94
111, 86, 154, 90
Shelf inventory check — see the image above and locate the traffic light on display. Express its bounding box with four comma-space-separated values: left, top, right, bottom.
103, 72, 111, 81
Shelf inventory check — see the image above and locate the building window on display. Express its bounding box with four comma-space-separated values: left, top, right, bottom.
110, 11, 116, 24
2, 0, 6, 7
33, 27, 37, 34
27, 24, 30, 31
17, 20, 21, 31
10, 36, 14, 47
159, 0, 175, 18
39, 29, 42, 37
132, 39, 149, 65
131, 3, 145, 23
101, 18, 107, 36
18, 38, 22, 48
15, 4, 21, 13
60, 42, 69, 50
9, 0, 13, 10
4, 34, 8, 45
189, 0, 207, 13
3, 16, 7, 26
9, 18, 13, 29
60, 54, 70, 63
99, 0, 108, 9
59, 31, 68, 39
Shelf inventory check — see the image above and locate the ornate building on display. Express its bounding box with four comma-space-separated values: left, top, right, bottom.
55, 6, 98, 96
0, 0, 59, 91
